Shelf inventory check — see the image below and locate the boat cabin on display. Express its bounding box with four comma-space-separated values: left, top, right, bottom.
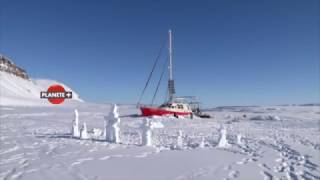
159, 102, 192, 113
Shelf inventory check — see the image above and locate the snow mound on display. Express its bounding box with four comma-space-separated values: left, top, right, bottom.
151, 121, 164, 128
250, 115, 281, 121
0, 71, 83, 106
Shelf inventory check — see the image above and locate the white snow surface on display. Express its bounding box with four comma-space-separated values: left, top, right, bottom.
0, 71, 83, 106
0, 103, 319, 180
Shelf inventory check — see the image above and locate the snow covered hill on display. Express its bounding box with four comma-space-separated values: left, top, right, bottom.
0, 71, 83, 106
0, 54, 83, 106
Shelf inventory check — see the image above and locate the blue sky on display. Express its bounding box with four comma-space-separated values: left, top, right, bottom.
1, 0, 319, 106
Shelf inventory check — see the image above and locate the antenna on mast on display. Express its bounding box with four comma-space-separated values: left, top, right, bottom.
168, 29, 175, 102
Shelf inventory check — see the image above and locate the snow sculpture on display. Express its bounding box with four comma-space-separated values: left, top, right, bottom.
105, 104, 121, 143
141, 118, 154, 146
218, 127, 231, 148
80, 122, 89, 140
237, 134, 243, 145
176, 130, 183, 149
72, 109, 80, 138
92, 128, 103, 138
199, 137, 206, 148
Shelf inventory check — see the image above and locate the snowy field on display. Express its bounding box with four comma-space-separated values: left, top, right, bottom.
0, 103, 319, 180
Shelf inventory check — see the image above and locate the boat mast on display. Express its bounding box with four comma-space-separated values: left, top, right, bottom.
168, 29, 175, 102
169, 29, 173, 81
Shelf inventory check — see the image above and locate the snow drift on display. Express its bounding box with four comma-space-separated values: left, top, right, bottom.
249, 115, 281, 121
0, 71, 83, 106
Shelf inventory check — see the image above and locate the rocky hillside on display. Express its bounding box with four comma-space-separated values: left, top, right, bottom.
0, 54, 29, 79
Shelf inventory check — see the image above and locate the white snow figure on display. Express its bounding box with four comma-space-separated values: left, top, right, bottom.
105, 104, 121, 143
218, 127, 231, 148
72, 109, 80, 138
237, 134, 243, 145
103, 118, 107, 138
199, 137, 206, 148
141, 118, 154, 146
80, 122, 89, 140
112, 104, 119, 118
92, 128, 103, 138
176, 130, 183, 149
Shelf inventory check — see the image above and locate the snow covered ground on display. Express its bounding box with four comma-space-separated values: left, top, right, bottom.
0, 103, 319, 180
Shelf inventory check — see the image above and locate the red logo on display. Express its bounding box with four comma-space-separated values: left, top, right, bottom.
40, 84, 72, 104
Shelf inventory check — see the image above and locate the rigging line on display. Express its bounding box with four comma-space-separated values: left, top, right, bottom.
137, 40, 167, 107
151, 55, 168, 105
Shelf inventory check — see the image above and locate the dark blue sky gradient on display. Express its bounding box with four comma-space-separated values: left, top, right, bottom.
1, 0, 319, 106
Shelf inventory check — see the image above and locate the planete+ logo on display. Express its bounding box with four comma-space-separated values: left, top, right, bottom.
40, 84, 72, 104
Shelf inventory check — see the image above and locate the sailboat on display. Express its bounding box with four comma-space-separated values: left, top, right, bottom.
139, 30, 193, 117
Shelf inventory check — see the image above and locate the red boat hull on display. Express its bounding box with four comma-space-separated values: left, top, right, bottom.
140, 106, 191, 116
